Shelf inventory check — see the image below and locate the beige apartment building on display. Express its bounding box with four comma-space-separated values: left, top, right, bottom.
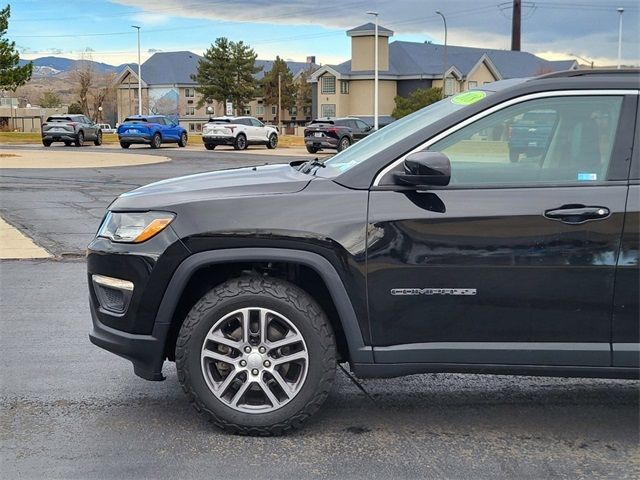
115, 52, 316, 134
308, 23, 578, 123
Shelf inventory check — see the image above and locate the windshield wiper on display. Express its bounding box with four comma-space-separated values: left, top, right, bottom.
299, 157, 326, 174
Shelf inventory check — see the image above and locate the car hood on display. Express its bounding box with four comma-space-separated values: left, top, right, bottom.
111, 163, 313, 210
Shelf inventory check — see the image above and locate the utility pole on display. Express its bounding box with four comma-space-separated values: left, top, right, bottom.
278, 72, 282, 133
366, 11, 379, 130
617, 7, 624, 69
436, 11, 448, 99
132, 25, 142, 115
511, 0, 521, 51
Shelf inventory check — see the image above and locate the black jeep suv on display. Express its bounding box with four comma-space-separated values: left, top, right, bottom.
89, 70, 639, 435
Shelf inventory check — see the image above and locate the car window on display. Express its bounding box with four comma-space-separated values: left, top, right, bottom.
355, 120, 370, 130
46, 116, 72, 122
250, 118, 264, 127
123, 117, 147, 123
428, 95, 623, 186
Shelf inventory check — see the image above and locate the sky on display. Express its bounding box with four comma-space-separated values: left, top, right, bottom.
9, 0, 640, 68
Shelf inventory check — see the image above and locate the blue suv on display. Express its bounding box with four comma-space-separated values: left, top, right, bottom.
117, 115, 188, 149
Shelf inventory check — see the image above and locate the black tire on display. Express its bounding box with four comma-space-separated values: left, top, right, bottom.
204, 143, 216, 150
306, 145, 319, 154
233, 133, 247, 150
337, 136, 351, 152
75, 131, 84, 147
266, 133, 278, 149
509, 149, 521, 163
120, 142, 130, 149
176, 276, 337, 436
178, 132, 188, 147
42, 139, 52, 147
150, 133, 162, 149
94, 131, 103, 146
64, 141, 72, 147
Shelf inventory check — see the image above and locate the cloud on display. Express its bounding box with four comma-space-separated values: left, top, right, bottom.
111, 0, 639, 64
130, 12, 171, 26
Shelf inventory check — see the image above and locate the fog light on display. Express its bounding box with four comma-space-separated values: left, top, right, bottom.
92, 274, 134, 315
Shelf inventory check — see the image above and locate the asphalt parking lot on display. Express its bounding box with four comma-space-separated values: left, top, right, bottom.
1, 145, 639, 479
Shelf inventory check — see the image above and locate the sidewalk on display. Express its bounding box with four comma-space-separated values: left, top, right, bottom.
0, 149, 169, 168
0, 217, 51, 259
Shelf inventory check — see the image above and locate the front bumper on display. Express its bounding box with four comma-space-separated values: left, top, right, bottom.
89, 296, 169, 380
202, 134, 235, 146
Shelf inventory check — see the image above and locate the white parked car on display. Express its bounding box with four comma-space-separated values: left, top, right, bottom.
97, 123, 116, 134
202, 116, 278, 150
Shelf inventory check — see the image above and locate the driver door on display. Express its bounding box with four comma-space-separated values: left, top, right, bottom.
367, 92, 637, 366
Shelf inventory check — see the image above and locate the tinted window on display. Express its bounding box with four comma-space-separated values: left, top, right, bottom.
46, 116, 73, 122
429, 95, 623, 186
355, 120, 370, 130
250, 118, 264, 127
123, 117, 148, 123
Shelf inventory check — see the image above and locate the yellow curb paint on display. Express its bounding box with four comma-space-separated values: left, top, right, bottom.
0, 217, 51, 259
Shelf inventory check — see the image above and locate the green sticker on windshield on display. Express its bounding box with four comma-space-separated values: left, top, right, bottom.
451, 91, 486, 105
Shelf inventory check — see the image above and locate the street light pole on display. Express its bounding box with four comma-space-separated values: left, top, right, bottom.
617, 7, 624, 69
132, 25, 142, 115
436, 11, 448, 99
366, 11, 379, 130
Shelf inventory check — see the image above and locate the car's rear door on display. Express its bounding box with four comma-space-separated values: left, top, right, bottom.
367, 91, 638, 367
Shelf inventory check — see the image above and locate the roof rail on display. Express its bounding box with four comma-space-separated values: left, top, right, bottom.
533, 68, 640, 80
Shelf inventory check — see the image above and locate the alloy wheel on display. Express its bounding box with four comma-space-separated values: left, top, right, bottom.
200, 307, 309, 413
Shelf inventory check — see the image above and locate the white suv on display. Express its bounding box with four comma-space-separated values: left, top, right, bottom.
202, 116, 279, 151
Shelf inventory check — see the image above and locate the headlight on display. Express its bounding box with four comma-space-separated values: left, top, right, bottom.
97, 211, 175, 243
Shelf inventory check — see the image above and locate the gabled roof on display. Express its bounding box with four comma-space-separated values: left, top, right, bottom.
116, 51, 319, 86
547, 59, 579, 70
316, 41, 577, 81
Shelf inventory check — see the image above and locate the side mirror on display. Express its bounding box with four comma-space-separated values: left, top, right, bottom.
365, 125, 373, 132
393, 151, 451, 187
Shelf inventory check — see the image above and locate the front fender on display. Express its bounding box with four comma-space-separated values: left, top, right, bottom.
155, 248, 373, 364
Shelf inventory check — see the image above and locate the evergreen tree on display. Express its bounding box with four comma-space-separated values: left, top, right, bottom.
296, 67, 313, 119
40, 90, 61, 108
392, 87, 442, 119
0, 5, 32, 91
192, 38, 261, 115
261, 56, 295, 121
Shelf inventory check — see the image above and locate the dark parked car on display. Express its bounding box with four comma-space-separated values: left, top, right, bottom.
304, 117, 372, 153
89, 70, 639, 435
117, 115, 188, 149
508, 109, 557, 162
41, 114, 102, 147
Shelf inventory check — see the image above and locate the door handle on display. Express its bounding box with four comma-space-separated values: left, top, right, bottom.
544, 205, 610, 224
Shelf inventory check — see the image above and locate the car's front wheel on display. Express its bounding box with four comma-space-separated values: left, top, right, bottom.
266, 133, 278, 149
120, 142, 130, 149
306, 145, 319, 154
94, 131, 103, 146
178, 132, 188, 147
42, 139, 52, 147
176, 276, 336, 435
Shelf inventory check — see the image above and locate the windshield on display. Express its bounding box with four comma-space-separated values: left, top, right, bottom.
314, 91, 492, 178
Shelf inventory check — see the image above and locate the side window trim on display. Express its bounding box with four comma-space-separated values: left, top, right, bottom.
373, 89, 640, 186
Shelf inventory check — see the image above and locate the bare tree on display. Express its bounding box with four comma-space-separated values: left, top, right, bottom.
72, 55, 94, 116
91, 72, 116, 122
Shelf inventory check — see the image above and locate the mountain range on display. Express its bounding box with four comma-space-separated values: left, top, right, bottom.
18, 57, 134, 77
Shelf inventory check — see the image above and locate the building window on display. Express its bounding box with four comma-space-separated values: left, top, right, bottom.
243, 106, 251, 115
467, 81, 478, 89
340, 81, 349, 94
321, 104, 336, 118
185, 88, 195, 98
321, 76, 336, 94
444, 78, 455, 96
186, 106, 195, 116
255, 105, 265, 115
196, 123, 202, 132
189, 123, 195, 132
290, 106, 297, 116
272, 106, 277, 115
484, 81, 492, 85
